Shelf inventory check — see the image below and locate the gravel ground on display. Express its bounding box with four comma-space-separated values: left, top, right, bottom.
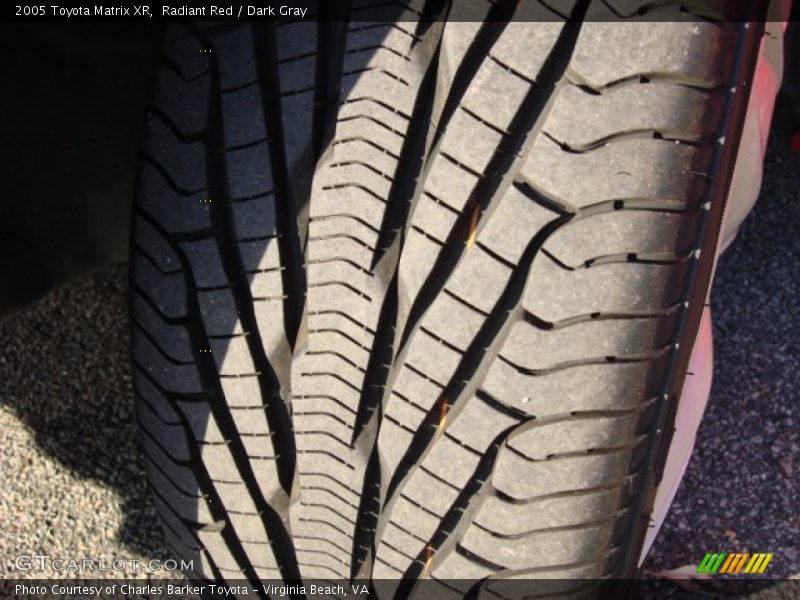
0, 100, 797, 596
0, 266, 173, 581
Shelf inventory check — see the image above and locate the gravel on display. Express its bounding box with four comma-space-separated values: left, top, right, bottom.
0, 267, 172, 580
0, 102, 796, 594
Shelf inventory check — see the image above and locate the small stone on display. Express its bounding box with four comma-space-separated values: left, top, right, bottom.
779, 455, 793, 477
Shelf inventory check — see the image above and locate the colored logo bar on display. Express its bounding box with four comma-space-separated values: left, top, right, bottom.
697, 552, 773, 574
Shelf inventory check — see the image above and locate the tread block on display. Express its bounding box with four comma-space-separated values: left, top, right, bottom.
570, 21, 737, 88
238, 238, 282, 272
247, 269, 284, 299
420, 291, 485, 352
210, 335, 257, 376
394, 358, 445, 390
547, 83, 726, 148
445, 245, 513, 314
493, 445, 633, 500
451, 36, 531, 132
401, 469, 458, 517
138, 165, 211, 233
132, 293, 194, 362
280, 90, 315, 183
134, 334, 203, 394
345, 21, 416, 59
402, 329, 463, 384
181, 239, 229, 288
507, 414, 637, 461
240, 540, 280, 570
139, 400, 194, 462
544, 209, 699, 266
415, 435, 481, 490
196, 528, 244, 572
133, 258, 188, 320
306, 262, 374, 299
145, 117, 207, 191
338, 95, 410, 138
481, 358, 662, 417
375, 417, 415, 478
218, 376, 262, 408
412, 193, 461, 244
276, 19, 317, 55
197, 289, 244, 335
382, 520, 426, 561
521, 135, 713, 209
221, 85, 267, 148
187, 407, 235, 442
278, 56, 315, 94
162, 25, 208, 79
215, 26, 257, 90
397, 228, 443, 308
502, 312, 678, 370
431, 552, 496, 582
227, 511, 268, 540
299, 352, 365, 387
225, 143, 274, 199
313, 181, 392, 226
385, 391, 427, 432
306, 307, 374, 347
477, 184, 557, 264
295, 412, 354, 445
308, 213, 380, 246
132, 216, 183, 273
438, 109, 504, 176
423, 153, 481, 214
459, 522, 613, 570
135, 370, 183, 424
476, 486, 622, 537
143, 437, 202, 496
525, 254, 689, 322
489, 20, 564, 84
339, 71, 413, 116
383, 495, 439, 547
307, 231, 376, 269
303, 330, 371, 363
333, 114, 405, 157
152, 67, 211, 135
446, 394, 517, 450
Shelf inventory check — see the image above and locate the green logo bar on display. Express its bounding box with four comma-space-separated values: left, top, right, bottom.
697, 553, 714, 573
697, 553, 727, 574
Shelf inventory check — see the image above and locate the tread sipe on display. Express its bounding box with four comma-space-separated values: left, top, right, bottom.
131, 1, 764, 596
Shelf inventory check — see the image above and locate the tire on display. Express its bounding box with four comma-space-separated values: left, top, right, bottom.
130, 2, 763, 595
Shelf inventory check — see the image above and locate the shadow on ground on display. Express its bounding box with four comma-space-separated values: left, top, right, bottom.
0, 264, 169, 563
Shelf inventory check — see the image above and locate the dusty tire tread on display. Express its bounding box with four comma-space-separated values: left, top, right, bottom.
132, 2, 762, 594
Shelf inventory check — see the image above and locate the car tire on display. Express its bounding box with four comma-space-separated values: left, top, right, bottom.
130, 2, 764, 595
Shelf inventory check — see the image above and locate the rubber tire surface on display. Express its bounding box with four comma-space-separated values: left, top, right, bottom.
130, 2, 761, 595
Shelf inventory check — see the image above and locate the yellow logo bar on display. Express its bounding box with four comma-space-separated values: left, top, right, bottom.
744, 553, 774, 574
